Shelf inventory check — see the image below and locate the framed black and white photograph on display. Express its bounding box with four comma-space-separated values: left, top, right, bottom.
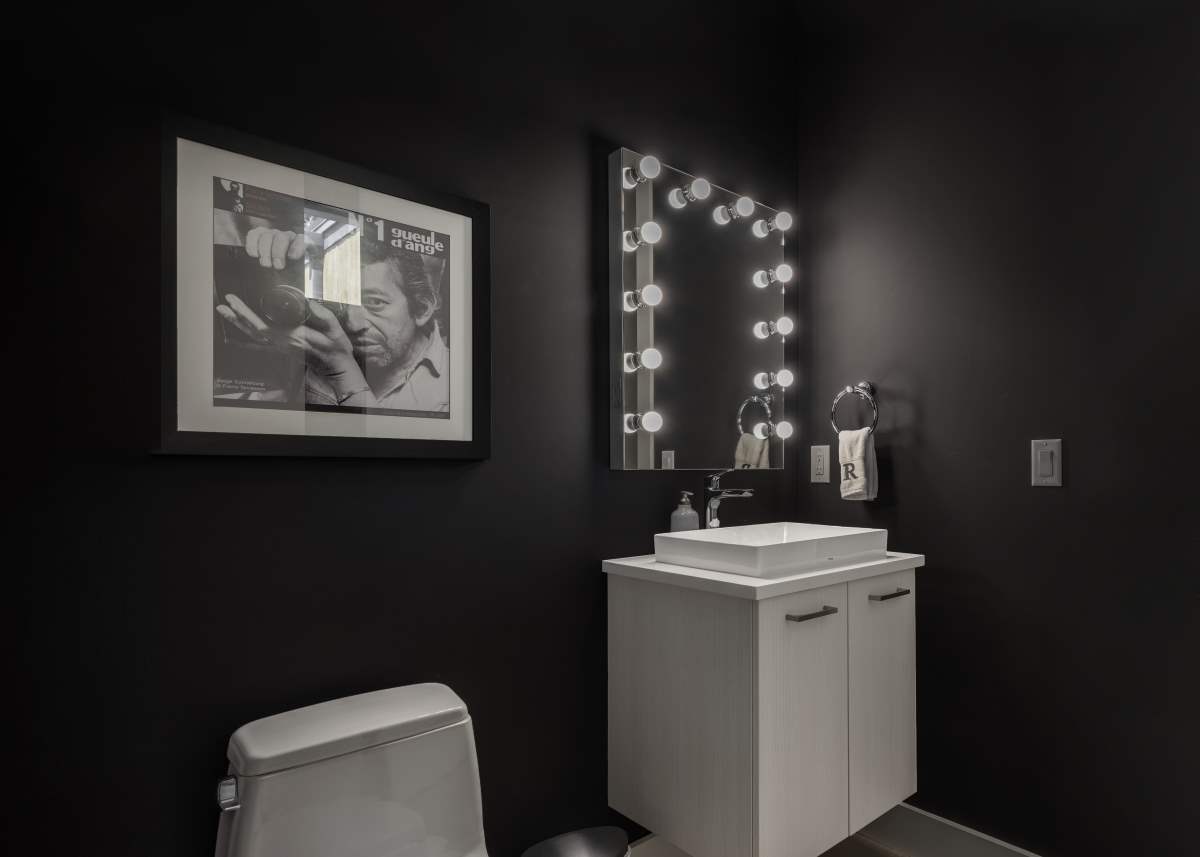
162, 115, 490, 458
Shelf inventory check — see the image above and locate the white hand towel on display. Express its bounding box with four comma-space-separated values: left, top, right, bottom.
839, 428, 877, 500
735, 432, 769, 469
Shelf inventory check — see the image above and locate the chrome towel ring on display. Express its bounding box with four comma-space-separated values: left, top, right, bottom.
830, 381, 878, 434
737, 394, 773, 435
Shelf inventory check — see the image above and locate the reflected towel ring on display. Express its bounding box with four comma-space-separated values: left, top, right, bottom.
830, 381, 878, 434
737, 394, 773, 436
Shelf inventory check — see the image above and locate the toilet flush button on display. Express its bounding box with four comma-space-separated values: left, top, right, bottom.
1031, 439, 1062, 486
216, 776, 240, 811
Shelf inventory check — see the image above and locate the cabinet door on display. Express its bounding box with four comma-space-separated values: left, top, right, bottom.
848, 569, 917, 832
757, 582, 849, 857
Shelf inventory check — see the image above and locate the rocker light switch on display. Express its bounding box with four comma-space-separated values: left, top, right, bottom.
1031, 439, 1062, 486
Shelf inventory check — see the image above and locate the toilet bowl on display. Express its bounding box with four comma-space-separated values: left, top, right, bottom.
214, 684, 488, 857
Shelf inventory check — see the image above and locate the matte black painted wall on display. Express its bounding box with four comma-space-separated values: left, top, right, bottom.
796, 11, 1199, 856
13, 6, 797, 856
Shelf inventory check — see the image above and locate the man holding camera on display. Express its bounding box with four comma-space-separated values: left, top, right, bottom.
216, 226, 449, 413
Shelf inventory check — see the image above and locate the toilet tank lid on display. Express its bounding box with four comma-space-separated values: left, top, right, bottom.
227, 683, 468, 776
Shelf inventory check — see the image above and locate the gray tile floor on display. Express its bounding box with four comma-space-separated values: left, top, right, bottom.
634, 805, 1031, 857
821, 834, 901, 857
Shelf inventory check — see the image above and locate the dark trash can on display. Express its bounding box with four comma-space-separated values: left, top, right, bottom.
521, 826, 630, 857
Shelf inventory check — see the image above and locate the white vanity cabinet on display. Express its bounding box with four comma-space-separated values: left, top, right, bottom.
605, 553, 923, 857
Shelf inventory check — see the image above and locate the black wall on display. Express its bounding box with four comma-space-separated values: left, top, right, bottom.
14, 5, 797, 856
796, 9, 1199, 856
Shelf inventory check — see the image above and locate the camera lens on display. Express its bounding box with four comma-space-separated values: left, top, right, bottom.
261, 285, 309, 328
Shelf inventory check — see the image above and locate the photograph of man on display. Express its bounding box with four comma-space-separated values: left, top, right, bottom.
217, 228, 449, 413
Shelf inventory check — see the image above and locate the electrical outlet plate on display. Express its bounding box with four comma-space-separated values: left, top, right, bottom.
1031, 439, 1062, 486
661, 450, 675, 470
811, 445, 830, 483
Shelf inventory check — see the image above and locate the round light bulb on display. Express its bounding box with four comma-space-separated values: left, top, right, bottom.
753, 322, 771, 339
641, 411, 663, 433
752, 270, 771, 288
667, 188, 687, 209
640, 283, 663, 306
734, 196, 755, 218
638, 155, 661, 180
752, 219, 770, 238
775, 263, 794, 284
753, 422, 770, 440
690, 178, 711, 200
775, 420, 794, 440
775, 316, 795, 336
713, 205, 731, 225
775, 368, 795, 388
753, 372, 770, 390
775, 211, 794, 231
640, 347, 663, 370
640, 221, 662, 245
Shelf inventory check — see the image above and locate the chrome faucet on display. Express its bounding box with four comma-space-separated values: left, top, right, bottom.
704, 469, 754, 528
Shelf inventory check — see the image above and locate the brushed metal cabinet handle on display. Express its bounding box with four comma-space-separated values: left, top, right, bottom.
786, 605, 839, 623
869, 587, 912, 602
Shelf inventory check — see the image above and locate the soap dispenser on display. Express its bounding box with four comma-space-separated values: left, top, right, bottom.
669, 491, 700, 532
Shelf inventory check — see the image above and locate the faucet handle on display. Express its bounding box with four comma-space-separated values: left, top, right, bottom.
706, 468, 733, 490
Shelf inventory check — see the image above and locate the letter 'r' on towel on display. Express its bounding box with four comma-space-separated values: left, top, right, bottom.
839, 428, 877, 500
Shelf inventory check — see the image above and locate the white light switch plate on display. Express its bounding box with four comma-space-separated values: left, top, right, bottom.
661, 450, 675, 470
1031, 439, 1062, 486
811, 445, 831, 483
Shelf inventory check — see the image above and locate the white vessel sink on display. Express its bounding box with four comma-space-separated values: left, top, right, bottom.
654, 522, 887, 578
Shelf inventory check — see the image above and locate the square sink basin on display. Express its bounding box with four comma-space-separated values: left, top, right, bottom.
654, 522, 887, 578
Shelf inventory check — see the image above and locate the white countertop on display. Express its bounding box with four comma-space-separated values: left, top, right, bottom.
603, 551, 925, 600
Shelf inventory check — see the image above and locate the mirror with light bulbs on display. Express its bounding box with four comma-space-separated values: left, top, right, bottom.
609, 148, 794, 470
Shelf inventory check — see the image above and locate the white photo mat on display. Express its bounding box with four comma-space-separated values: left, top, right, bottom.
175, 138, 473, 442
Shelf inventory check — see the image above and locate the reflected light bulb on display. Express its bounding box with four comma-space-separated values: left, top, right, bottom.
753, 321, 771, 339
713, 205, 732, 225
668, 188, 687, 209
753, 372, 770, 390
641, 410, 663, 432
775, 368, 795, 388
640, 347, 663, 370
775, 316, 795, 336
752, 269, 771, 288
752, 219, 771, 238
753, 422, 770, 440
775, 420, 794, 440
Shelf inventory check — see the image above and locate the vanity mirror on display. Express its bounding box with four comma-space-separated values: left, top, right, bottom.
608, 148, 794, 470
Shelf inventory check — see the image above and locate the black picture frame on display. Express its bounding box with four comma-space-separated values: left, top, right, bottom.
160, 113, 491, 459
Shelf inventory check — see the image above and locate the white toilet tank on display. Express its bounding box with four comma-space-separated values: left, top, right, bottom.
214, 684, 488, 857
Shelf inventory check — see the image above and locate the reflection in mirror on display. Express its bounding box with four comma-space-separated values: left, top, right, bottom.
608, 148, 794, 471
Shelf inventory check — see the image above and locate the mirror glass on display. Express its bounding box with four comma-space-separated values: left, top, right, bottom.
609, 148, 793, 470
